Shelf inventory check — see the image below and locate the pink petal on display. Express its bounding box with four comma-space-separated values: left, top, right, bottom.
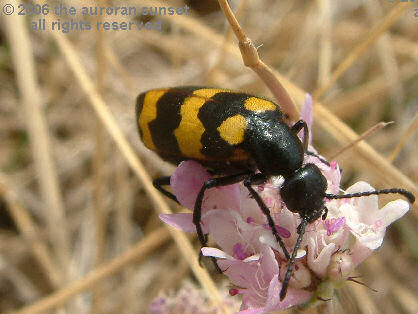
307, 239, 336, 278
234, 243, 249, 260
350, 241, 373, 268
221, 260, 259, 288
237, 308, 264, 314
345, 182, 379, 224
202, 184, 241, 213
379, 199, 410, 227
159, 213, 207, 233
240, 188, 266, 223
170, 161, 211, 210
170, 160, 241, 214
264, 274, 312, 311
240, 293, 265, 312
259, 245, 279, 283
204, 210, 244, 254
201, 247, 233, 260
351, 227, 386, 250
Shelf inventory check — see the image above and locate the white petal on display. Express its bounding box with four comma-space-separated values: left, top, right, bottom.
296, 249, 306, 259
259, 234, 279, 251
307, 239, 336, 278
243, 254, 261, 263
201, 247, 234, 260
379, 200, 410, 227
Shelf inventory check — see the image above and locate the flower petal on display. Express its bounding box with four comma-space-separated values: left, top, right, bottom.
203, 209, 244, 254
170, 160, 241, 214
236, 308, 264, 314
350, 241, 373, 268
158, 213, 198, 233
307, 239, 336, 278
342, 182, 410, 250
170, 160, 211, 210
264, 274, 312, 311
379, 199, 410, 228
201, 247, 234, 260
221, 260, 259, 288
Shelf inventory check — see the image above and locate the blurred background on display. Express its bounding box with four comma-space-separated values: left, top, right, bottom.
0, 0, 417, 313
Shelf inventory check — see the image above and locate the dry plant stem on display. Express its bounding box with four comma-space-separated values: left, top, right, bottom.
334, 20, 418, 60
94, 19, 107, 267
115, 156, 135, 311
317, 0, 332, 86
103, 46, 136, 98
327, 121, 392, 160
326, 63, 417, 119
217, 0, 299, 120
115, 156, 133, 254
1, 262, 40, 303
346, 284, 379, 314
13, 228, 170, 314
364, 0, 404, 105
313, 2, 411, 99
364, 255, 418, 313
92, 17, 108, 314
0, 177, 62, 288
36, 5, 227, 312
3, 0, 70, 282
387, 112, 418, 162
314, 103, 417, 196
208, 0, 247, 81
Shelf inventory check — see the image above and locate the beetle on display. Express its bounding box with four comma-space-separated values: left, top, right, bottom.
135, 86, 415, 300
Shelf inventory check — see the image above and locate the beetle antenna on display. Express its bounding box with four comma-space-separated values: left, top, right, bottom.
325, 188, 415, 204
280, 217, 308, 301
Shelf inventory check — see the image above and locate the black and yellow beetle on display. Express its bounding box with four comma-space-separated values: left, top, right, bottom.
135, 86, 415, 300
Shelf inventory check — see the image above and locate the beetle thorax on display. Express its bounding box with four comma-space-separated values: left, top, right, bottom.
247, 119, 304, 177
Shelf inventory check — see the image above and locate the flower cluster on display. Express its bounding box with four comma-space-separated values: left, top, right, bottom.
157, 95, 411, 313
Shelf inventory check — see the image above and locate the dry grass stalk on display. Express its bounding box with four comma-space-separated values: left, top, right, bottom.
0, 177, 62, 288
326, 63, 417, 120
327, 121, 393, 160
14, 228, 170, 314
34, 1, 228, 310
312, 2, 411, 99
217, 0, 299, 121
92, 11, 108, 313
1, 0, 416, 313
387, 112, 418, 163
317, 0, 332, 86
3, 0, 70, 282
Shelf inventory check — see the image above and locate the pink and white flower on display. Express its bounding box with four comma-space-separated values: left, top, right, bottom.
157, 94, 411, 312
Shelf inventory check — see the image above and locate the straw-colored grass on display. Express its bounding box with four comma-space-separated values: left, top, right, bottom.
0, 0, 416, 313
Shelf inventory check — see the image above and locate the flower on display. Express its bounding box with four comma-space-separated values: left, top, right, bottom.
158, 94, 411, 312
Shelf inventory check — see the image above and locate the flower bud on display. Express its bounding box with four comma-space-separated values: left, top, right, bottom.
328, 250, 354, 282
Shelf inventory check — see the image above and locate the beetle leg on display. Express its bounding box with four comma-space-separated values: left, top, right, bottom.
244, 174, 290, 260
280, 217, 308, 300
291, 120, 309, 152
194, 171, 251, 271
153, 176, 179, 204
